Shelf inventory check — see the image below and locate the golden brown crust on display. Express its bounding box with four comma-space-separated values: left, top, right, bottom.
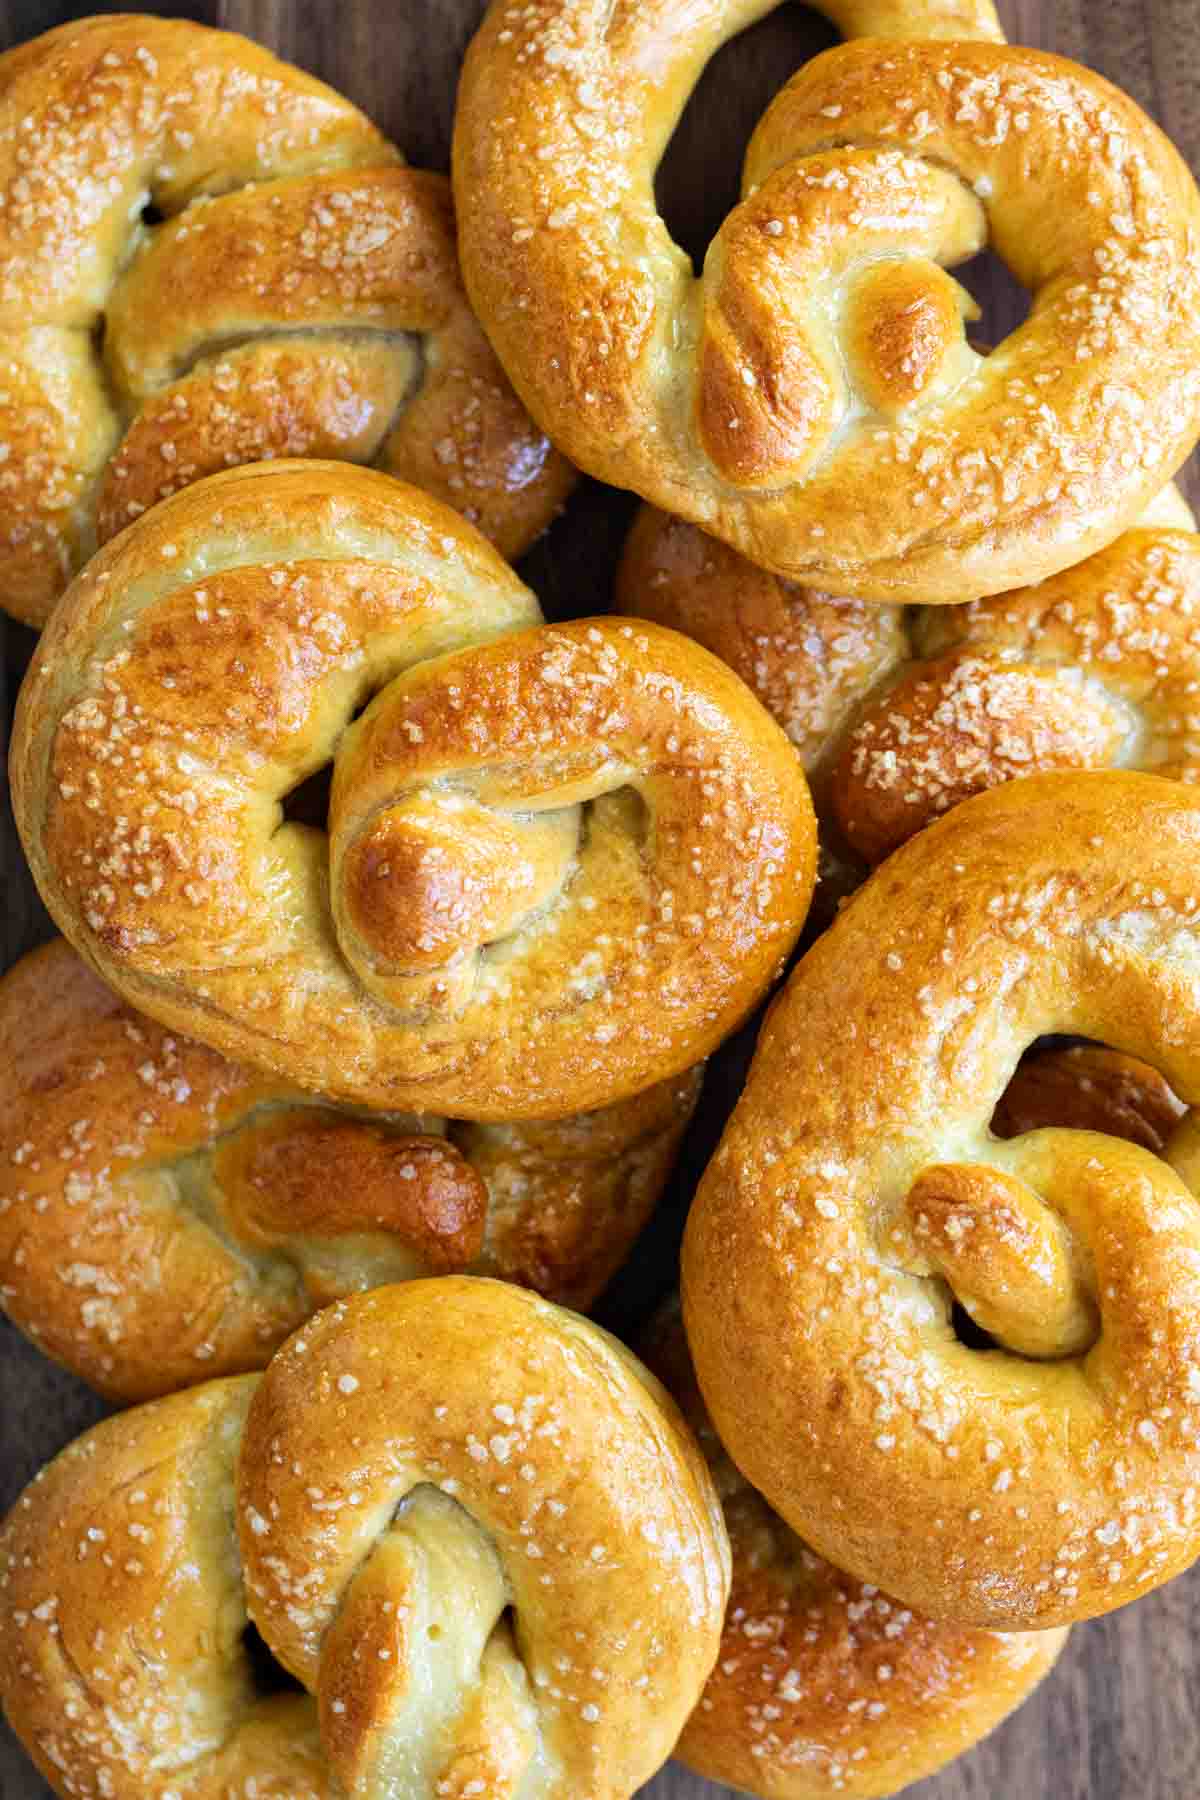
620, 502, 1200, 865
456, 11, 1200, 603
843, 260, 978, 417
0, 939, 701, 1401
833, 653, 1134, 864
210, 1116, 487, 1272
1, 1282, 730, 1799
644, 1303, 1066, 1800
0, 18, 572, 628
619, 506, 906, 785
233, 1279, 730, 1798
12, 460, 816, 1119
683, 772, 1200, 1629
0, 1376, 332, 1800
895, 1162, 1097, 1361
842, 526, 1200, 859
454, 1066, 704, 1309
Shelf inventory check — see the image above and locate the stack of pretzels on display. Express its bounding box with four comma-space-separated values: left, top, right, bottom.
3, 5, 1200, 1798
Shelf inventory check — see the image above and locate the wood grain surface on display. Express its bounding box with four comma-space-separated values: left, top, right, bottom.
2, 3, 1199, 1797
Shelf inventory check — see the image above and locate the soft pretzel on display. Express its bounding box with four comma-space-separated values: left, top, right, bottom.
236, 1280, 729, 1798
11, 460, 815, 1118
0, 1279, 730, 1800
837, 513, 1200, 861
0, 14, 573, 630
455, 8, 1200, 604
643, 1046, 1181, 1797
620, 486, 1200, 866
0, 1376, 329, 1799
643, 1301, 1066, 1800
0, 938, 701, 1403
684, 772, 1200, 1629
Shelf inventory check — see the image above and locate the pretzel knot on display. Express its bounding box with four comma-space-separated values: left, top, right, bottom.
684, 773, 1200, 1630
238, 1280, 729, 1798
619, 488, 1200, 870
456, 19, 1200, 602
0, 16, 572, 630
643, 1300, 1067, 1800
0, 1281, 730, 1800
12, 461, 815, 1118
0, 939, 701, 1402
833, 521, 1200, 861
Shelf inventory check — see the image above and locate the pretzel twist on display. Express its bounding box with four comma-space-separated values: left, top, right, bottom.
0, 1377, 328, 1800
12, 461, 815, 1117
236, 1280, 729, 1799
644, 1301, 1066, 1800
455, 10, 1200, 603
0, 938, 700, 1402
684, 773, 1200, 1629
0, 15, 572, 630
0, 1281, 730, 1800
620, 488, 1200, 868
660, 1044, 1189, 1794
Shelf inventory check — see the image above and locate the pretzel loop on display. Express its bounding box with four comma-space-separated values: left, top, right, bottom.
737, 40, 1200, 533
455, 14, 1200, 600
0, 18, 572, 627
237, 1280, 731, 1797
683, 774, 1200, 1629
13, 462, 815, 1117
0, 1282, 730, 1800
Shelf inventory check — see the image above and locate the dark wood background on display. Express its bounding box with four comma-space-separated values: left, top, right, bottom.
2, 3, 1199, 1796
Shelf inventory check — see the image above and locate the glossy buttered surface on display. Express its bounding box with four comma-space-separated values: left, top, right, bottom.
10, 460, 817, 1120
685, 773, 1200, 1630
455, 1, 1200, 602
0, 1279, 731, 1800
0, 15, 574, 629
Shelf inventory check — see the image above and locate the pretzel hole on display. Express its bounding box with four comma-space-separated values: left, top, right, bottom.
991, 1040, 1186, 1153
580, 784, 649, 851
242, 1621, 302, 1698
279, 695, 372, 831
280, 763, 334, 831
950, 1301, 997, 1353
952, 246, 1031, 355
654, 7, 837, 267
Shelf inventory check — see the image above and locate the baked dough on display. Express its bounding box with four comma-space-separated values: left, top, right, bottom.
11, 461, 816, 1117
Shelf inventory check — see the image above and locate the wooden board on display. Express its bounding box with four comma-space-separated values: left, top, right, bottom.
2, 2, 1199, 1797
